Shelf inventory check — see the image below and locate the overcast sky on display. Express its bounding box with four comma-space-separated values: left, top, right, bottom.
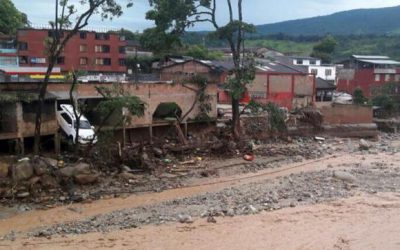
12, 0, 400, 32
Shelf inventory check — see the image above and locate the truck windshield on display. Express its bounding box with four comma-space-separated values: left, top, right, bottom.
74, 120, 92, 129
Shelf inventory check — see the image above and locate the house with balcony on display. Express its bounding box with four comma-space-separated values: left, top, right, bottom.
275, 56, 337, 83
336, 55, 400, 97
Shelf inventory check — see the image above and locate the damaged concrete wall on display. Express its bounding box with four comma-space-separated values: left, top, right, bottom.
20, 101, 57, 137
321, 104, 373, 125
0, 103, 17, 133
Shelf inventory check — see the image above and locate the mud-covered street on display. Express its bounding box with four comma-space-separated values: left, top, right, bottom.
1, 134, 400, 249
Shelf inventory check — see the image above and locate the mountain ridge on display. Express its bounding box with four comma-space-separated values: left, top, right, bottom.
256, 5, 400, 36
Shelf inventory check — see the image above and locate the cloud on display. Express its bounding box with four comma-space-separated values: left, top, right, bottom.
11, 0, 400, 31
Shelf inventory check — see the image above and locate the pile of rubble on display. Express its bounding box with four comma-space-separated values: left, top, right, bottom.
0, 157, 99, 202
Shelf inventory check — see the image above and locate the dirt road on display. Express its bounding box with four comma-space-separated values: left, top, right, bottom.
1, 138, 400, 249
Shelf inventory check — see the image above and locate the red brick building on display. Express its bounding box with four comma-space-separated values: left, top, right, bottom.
16, 28, 127, 74
337, 55, 400, 97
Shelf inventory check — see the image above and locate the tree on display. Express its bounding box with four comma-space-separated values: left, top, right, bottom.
311, 35, 337, 64
33, 0, 133, 155
353, 88, 367, 105
0, 0, 29, 35
184, 45, 223, 60
145, 0, 256, 138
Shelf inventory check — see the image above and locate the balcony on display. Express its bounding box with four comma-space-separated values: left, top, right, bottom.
0, 48, 17, 54
374, 68, 396, 74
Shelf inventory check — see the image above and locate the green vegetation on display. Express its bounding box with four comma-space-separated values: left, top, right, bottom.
371, 83, 400, 117
245, 39, 315, 55
0, 0, 29, 35
353, 88, 367, 105
183, 45, 223, 60
311, 35, 337, 64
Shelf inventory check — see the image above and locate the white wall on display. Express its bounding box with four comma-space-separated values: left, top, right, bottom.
309, 65, 337, 82
293, 59, 321, 66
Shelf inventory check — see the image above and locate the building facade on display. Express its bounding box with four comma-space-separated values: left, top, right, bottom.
16, 29, 127, 74
336, 55, 400, 97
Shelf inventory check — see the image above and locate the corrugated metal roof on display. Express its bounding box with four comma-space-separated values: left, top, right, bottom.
359, 59, 400, 65
352, 55, 389, 60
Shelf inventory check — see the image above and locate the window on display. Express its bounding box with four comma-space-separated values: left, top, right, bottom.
19, 56, 28, 64
103, 58, 111, 66
95, 58, 111, 65
310, 60, 316, 65
18, 42, 28, 51
79, 31, 87, 39
375, 74, 380, 82
61, 113, 72, 125
119, 58, 126, 66
80, 57, 88, 65
48, 31, 64, 38
395, 74, 400, 82
95, 33, 110, 40
102, 45, 110, 53
325, 69, 332, 76
296, 59, 303, 65
57, 56, 65, 64
311, 69, 318, 75
95, 45, 110, 53
385, 74, 391, 82
95, 58, 103, 65
79, 44, 87, 52
119, 46, 126, 54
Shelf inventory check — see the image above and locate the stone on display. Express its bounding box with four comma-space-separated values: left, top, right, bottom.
359, 139, 370, 150
73, 163, 91, 175
248, 205, 258, 214
207, 215, 217, 223
43, 158, 58, 168
119, 172, 136, 181
178, 214, 194, 224
226, 208, 235, 217
153, 147, 163, 157
58, 167, 76, 178
40, 175, 59, 188
59, 163, 91, 178
12, 159, 34, 182
74, 174, 99, 185
29, 176, 41, 185
33, 159, 48, 176
16, 192, 30, 198
333, 171, 357, 183
0, 162, 9, 178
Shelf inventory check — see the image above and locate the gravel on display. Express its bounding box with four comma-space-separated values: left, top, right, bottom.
11, 162, 399, 239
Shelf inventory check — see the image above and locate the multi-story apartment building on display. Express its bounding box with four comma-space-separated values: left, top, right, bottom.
16, 28, 127, 74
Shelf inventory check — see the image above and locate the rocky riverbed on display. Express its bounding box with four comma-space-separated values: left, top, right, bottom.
7, 160, 396, 240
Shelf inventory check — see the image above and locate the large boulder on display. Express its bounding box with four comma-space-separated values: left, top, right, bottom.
40, 174, 59, 188
58, 163, 91, 178
333, 171, 357, 183
32, 157, 49, 176
74, 173, 99, 185
12, 159, 34, 182
0, 162, 9, 178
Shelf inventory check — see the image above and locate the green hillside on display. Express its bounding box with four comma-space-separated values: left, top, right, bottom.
256, 5, 400, 36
